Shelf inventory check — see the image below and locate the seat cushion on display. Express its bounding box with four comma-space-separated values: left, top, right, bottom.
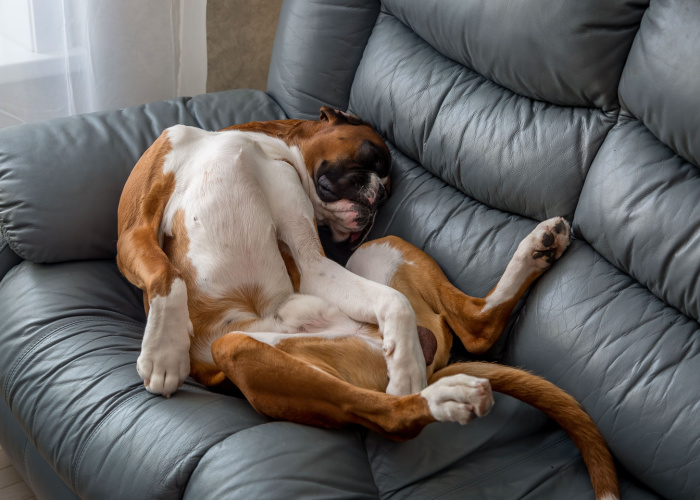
364, 145, 661, 499
184, 423, 378, 499
0, 260, 385, 500
0, 260, 270, 499
505, 242, 700, 499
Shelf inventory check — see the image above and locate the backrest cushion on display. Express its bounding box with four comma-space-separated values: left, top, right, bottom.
266, 0, 381, 120
382, 0, 647, 111
517, 0, 700, 496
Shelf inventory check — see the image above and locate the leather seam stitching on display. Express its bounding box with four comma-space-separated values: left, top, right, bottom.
3, 317, 143, 401
71, 391, 143, 487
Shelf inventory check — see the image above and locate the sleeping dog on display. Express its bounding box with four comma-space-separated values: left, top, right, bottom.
116, 107, 618, 500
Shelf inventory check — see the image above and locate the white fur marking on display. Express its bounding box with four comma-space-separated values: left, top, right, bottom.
421, 375, 494, 424
483, 217, 570, 312
160, 126, 302, 300
346, 242, 405, 286
137, 278, 192, 396
482, 254, 532, 312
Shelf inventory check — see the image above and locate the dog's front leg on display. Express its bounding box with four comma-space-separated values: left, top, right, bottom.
264, 162, 426, 395
299, 255, 427, 395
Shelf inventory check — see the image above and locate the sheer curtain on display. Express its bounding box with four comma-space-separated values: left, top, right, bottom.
0, 0, 207, 129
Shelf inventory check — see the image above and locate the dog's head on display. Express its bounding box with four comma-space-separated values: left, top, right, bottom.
300, 106, 391, 249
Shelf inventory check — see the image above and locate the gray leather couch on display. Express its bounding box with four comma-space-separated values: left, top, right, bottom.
0, 0, 697, 498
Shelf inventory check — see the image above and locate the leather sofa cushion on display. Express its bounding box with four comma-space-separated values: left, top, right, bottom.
382, 0, 647, 111
0, 260, 270, 499
576, 118, 700, 322
505, 242, 700, 498
349, 12, 616, 221
0, 89, 285, 264
364, 394, 659, 499
267, 0, 381, 120
184, 424, 378, 499
619, 0, 700, 167
1, 254, 662, 499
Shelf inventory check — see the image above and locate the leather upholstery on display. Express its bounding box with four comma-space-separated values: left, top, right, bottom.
381, 0, 648, 111
618, 0, 700, 166
267, 0, 381, 120
349, 12, 616, 221
0, 0, 697, 498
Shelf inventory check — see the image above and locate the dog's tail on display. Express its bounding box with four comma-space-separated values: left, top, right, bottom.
430, 362, 619, 500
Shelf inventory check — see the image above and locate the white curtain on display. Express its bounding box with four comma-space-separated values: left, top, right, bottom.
0, 0, 207, 129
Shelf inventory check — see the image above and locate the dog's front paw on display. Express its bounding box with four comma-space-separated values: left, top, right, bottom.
421, 374, 494, 425
137, 343, 190, 398
385, 346, 427, 396
379, 293, 427, 396
384, 328, 428, 396
138, 279, 192, 397
518, 216, 571, 269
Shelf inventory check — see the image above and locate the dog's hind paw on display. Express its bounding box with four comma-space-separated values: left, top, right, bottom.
421, 374, 494, 425
518, 216, 571, 269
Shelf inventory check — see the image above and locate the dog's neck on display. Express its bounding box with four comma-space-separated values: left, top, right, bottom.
222, 119, 318, 146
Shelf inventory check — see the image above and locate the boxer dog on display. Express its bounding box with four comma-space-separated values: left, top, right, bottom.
116, 107, 618, 500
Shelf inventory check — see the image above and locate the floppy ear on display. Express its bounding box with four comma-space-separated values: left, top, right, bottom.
319, 106, 344, 123
319, 106, 369, 126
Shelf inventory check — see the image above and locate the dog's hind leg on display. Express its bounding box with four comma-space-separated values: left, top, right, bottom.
210, 332, 493, 441
347, 217, 571, 358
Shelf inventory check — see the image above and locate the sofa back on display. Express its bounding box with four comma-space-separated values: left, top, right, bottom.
268, 1, 699, 498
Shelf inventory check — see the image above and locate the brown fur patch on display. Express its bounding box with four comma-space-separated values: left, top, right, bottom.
376, 235, 542, 356
277, 335, 388, 392
211, 333, 433, 440
222, 118, 390, 184
116, 132, 181, 299
279, 240, 301, 292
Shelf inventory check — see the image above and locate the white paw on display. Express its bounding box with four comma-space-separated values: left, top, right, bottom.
137, 279, 192, 397
380, 294, 427, 396
517, 216, 571, 269
137, 342, 190, 397
421, 374, 494, 424
384, 331, 428, 396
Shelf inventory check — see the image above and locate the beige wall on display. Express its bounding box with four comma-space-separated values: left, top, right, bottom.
206, 0, 284, 93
